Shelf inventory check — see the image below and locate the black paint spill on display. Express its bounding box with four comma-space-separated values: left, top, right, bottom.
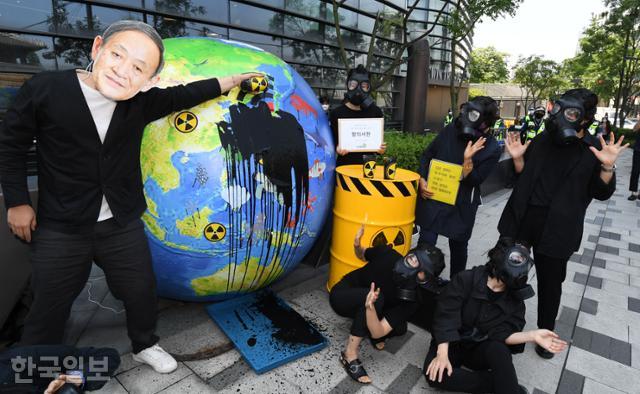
217, 101, 310, 292
253, 291, 324, 347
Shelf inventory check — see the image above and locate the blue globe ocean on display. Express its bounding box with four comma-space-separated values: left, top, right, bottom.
140, 37, 335, 301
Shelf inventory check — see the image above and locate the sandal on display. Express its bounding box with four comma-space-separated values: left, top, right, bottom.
370, 336, 386, 350
339, 351, 370, 384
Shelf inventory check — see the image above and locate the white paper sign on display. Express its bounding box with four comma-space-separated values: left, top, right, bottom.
337, 118, 384, 152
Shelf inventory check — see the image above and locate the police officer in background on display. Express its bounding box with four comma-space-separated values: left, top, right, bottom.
444, 109, 453, 127
520, 106, 546, 143
330, 65, 386, 167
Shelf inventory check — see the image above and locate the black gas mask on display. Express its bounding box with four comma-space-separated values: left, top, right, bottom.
534, 108, 545, 121
344, 67, 373, 109
458, 101, 492, 141
393, 247, 444, 301
547, 97, 587, 145
493, 244, 535, 301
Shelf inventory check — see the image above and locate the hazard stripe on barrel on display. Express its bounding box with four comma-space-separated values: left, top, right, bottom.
336, 174, 417, 198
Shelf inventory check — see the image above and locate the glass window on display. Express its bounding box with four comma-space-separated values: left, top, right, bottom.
322, 67, 344, 87
53, 36, 92, 68
102, 0, 143, 7
326, 7, 357, 28
229, 29, 281, 56
322, 46, 344, 67
284, 16, 322, 42
359, 0, 384, 13
143, 0, 228, 23
182, 22, 227, 38
292, 64, 321, 86
285, 0, 326, 19
230, 2, 283, 34
54, 3, 142, 36
282, 39, 322, 65
0, 0, 53, 33
0, 33, 56, 72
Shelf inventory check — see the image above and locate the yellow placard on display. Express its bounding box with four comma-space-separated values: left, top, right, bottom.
426, 159, 463, 205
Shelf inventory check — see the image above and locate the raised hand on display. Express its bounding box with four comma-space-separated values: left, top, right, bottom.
589, 132, 629, 167
505, 132, 530, 160
365, 282, 380, 310
463, 137, 486, 161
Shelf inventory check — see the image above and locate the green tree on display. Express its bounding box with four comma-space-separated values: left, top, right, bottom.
469, 46, 509, 83
512, 55, 564, 109
444, 0, 524, 116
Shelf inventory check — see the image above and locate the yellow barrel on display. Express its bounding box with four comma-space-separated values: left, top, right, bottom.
327, 165, 420, 291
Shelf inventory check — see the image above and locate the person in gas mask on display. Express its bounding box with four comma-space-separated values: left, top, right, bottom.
499, 88, 627, 359
424, 238, 568, 394
329, 225, 444, 384
415, 96, 502, 278
330, 65, 386, 167
520, 106, 546, 143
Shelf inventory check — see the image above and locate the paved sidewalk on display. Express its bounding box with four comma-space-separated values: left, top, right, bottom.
68, 149, 639, 393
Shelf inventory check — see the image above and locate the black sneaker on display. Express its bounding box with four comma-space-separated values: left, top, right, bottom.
628, 194, 638, 201
535, 344, 554, 359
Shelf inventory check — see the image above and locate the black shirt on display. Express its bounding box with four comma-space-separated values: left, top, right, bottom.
529, 141, 577, 207
0, 70, 221, 233
343, 245, 417, 329
432, 266, 526, 353
329, 103, 383, 166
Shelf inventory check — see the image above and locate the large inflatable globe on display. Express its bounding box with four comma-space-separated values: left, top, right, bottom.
140, 37, 335, 301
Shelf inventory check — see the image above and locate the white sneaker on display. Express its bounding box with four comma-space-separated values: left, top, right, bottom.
132, 344, 178, 374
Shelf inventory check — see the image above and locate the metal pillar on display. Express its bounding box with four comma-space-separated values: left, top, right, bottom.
403, 39, 430, 133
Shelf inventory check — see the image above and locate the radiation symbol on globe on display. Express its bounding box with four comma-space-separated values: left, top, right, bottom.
140, 37, 335, 301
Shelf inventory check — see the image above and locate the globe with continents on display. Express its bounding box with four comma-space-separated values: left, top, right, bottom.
140, 37, 335, 301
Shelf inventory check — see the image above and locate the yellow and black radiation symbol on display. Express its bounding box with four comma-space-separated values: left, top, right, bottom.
249, 76, 268, 93
203, 222, 226, 242
363, 160, 376, 178
174, 111, 198, 133
370, 227, 406, 253
385, 163, 397, 180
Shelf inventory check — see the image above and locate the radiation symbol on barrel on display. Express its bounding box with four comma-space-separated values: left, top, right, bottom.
363, 160, 376, 179
203, 222, 226, 242
174, 111, 198, 133
240, 76, 269, 94
370, 227, 406, 254
385, 163, 397, 180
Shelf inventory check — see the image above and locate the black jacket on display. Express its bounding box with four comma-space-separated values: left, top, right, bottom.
498, 131, 616, 258
415, 123, 501, 241
0, 70, 221, 233
432, 265, 526, 353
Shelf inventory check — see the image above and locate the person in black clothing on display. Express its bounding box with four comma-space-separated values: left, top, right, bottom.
330, 65, 386, 167
0, 20, 261, 373
628, 119, 640, 201
499, 88, 627, 359
424, 238, 568, 394
330, 225, 444, 384
0, 345, 119, 393
415, 96, 502, 278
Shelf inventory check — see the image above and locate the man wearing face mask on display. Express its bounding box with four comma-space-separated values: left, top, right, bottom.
329, 225, 444, 384
0, 20, 261, 374
415, 96, 502, 278
520, 106, 546, 143
499, 88, 628, 359
330, 65, 386, 166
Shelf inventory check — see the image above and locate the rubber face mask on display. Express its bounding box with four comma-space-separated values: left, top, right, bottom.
344, 70, 373, 108
495, 245, 535, 300
548, 97, 585, 145
534, 110, 545, 121
393, 254, 420, 301
459, 101, 488, 141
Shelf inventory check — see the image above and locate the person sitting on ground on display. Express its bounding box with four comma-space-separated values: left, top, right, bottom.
329, 224, 444, 384
424, 237, 568, 394
0, 344, 119, 393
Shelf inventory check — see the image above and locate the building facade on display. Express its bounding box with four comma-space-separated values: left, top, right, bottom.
0, 0, 471, 128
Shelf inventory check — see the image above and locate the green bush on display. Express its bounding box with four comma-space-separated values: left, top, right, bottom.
384, 130, 436, 173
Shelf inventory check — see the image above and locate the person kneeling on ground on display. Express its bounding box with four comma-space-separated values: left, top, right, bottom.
424, 238, 568, 394
329, 225, 444, 384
